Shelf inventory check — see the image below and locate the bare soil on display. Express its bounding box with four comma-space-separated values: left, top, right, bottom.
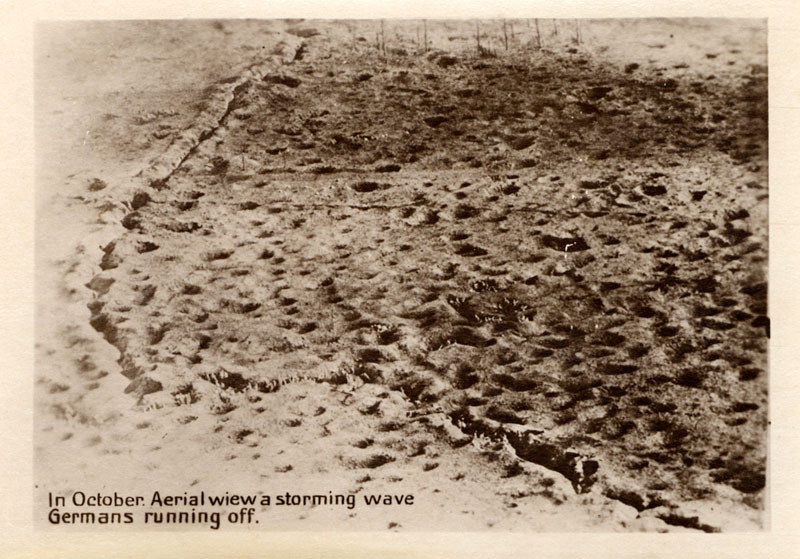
35, 18, 767, 532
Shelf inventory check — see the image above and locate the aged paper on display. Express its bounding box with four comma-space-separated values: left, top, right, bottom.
2, 0, 799, 556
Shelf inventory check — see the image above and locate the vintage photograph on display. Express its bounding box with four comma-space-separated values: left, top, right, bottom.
35, 18, 767, 532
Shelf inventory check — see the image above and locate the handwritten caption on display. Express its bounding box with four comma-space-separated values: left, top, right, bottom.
47, 490, 415, 529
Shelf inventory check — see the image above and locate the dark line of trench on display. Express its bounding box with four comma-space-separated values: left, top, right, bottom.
447, 407, 598, 494
210, 200, 704, 219
137, 47, 302, 188
443, 407, 720, 532
149, 79, 253, 189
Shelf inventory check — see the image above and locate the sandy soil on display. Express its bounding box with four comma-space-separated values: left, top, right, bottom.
35, 18, 767, 532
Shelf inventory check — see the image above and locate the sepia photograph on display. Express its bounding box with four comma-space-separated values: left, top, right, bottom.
31, 14, 770, 539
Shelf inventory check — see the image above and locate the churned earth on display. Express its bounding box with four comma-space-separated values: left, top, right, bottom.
35, 19, 767, 532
